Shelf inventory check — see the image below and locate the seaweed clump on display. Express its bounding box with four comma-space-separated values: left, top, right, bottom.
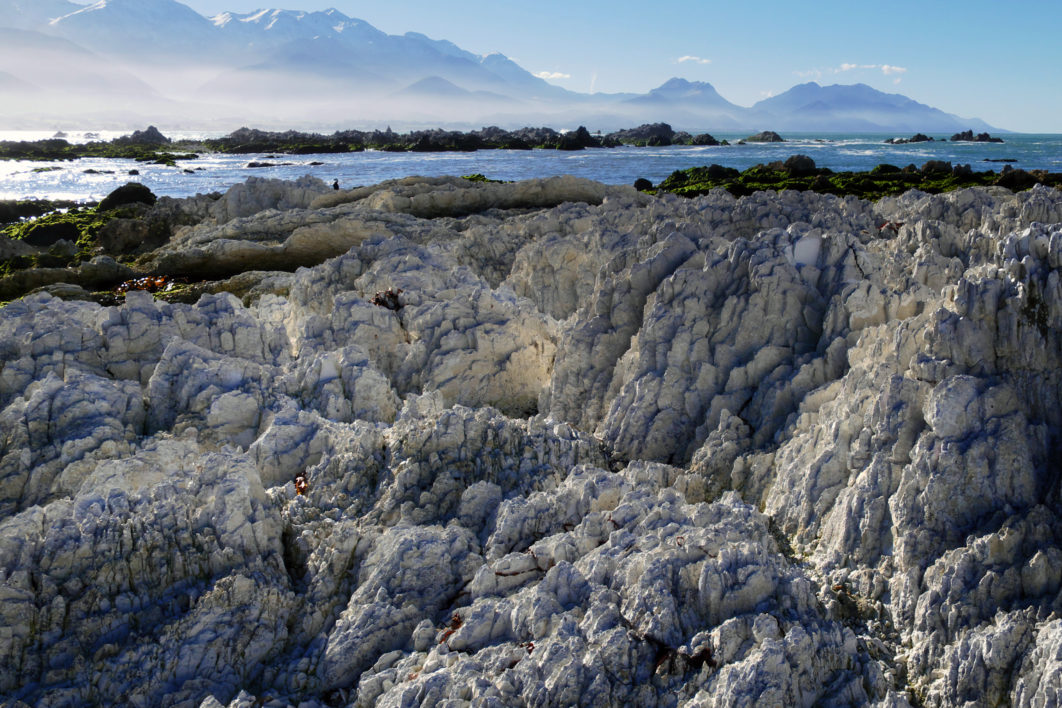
656, 156, 1062, 200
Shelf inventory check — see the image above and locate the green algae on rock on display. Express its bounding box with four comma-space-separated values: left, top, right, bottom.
657, 156, 1062, 200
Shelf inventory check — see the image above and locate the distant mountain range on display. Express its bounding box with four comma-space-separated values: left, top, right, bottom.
0, 0, 1000, 133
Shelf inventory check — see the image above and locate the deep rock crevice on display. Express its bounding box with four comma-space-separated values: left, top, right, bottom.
2, 176, 1062, 706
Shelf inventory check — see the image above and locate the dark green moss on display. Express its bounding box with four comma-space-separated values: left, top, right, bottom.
658, 161, 1061, 200
0, 199, 81, 226
462, 173, 505, 183
0, 139, 201, 164
1, 206, 116, 269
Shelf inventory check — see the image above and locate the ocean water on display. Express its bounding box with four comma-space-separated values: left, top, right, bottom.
1, 131, 1060, 202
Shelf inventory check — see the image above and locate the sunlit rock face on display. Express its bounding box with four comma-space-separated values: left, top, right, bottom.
2, 175, 1062, 707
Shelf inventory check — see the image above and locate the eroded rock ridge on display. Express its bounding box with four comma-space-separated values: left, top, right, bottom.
3, 175, 1062, 707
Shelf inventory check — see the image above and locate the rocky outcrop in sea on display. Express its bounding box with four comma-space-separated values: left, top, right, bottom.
3, 174, 1062, 706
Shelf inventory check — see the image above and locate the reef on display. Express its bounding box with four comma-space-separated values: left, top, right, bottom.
656, 155, 1062, 200
2, 174, 1062, 707
0, 123, 733, 162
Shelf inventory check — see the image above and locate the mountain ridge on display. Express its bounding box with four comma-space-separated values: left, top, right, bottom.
0, 0, 1001, 132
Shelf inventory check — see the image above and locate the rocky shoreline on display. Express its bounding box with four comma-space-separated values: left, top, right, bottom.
2, 174, 1062, 706
0, 124, 727, 164
0, 124, 1012, 165
3, 156, 1061, 306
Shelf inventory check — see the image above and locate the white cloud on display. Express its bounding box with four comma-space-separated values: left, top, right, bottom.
838, 63, 876, 72
534, 71, 571, 80
798, 63, 909, 83
835, 63, 908, 76
677, 55, 711, 65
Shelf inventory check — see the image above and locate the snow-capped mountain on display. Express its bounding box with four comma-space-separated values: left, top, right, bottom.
0, 0, 1000, 131
209, 8, 388, 51
0, 0, 82, 30
47, 0, 221, 59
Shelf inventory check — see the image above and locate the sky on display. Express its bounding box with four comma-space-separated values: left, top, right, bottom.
105, 0, 1062, 132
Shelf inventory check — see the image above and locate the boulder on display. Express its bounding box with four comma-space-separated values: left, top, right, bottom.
113, 125, 171, 145
951, 129, 1004, 143
744, 130, 784, 142
783, 154, 817, 176
98, 182, 157, 211
692, 132, 721, 146
885, 133, 934, 144
556, 126, 601, 151
97, 218, 152, 254
921, 160, 953, 174
996, 167, 1038, 191
606, 123, 676, 145
0, 234, 39, 259
20, 220, 80, 248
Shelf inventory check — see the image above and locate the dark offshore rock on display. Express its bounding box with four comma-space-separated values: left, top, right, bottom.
408, 129, 488, 152
691, 132, 721, 146
745, 130, 785, 142
97, 182, 157, 211
606, 122, 679, 146
112, 125, 171, 145
885, 133, 934, 144
951, 129, 1004, 143
556, 126, 601, 151
633, 177, 653, 191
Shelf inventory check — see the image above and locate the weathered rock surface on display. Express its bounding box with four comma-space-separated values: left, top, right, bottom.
2, 174, 1062, 706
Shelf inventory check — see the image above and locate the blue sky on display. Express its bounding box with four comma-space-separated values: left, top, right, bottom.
172, 0, 1061, 132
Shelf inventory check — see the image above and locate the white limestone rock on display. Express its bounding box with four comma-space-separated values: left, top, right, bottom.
0, 368, 144, 513
1013, 619, 1062, 707
1, 178, 1062, 706
0, 438, 285, 703
356, 474, 881, 707
311, 174, 646, 218
210, 175, 331, 224
319, 524, 482, 690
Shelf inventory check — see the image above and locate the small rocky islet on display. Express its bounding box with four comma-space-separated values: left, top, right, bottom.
0, 123, 722, 161
0, 123, 1009, 162
2, 134, 1062, 706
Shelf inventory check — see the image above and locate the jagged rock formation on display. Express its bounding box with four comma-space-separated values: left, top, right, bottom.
2, 174, 1062, 707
